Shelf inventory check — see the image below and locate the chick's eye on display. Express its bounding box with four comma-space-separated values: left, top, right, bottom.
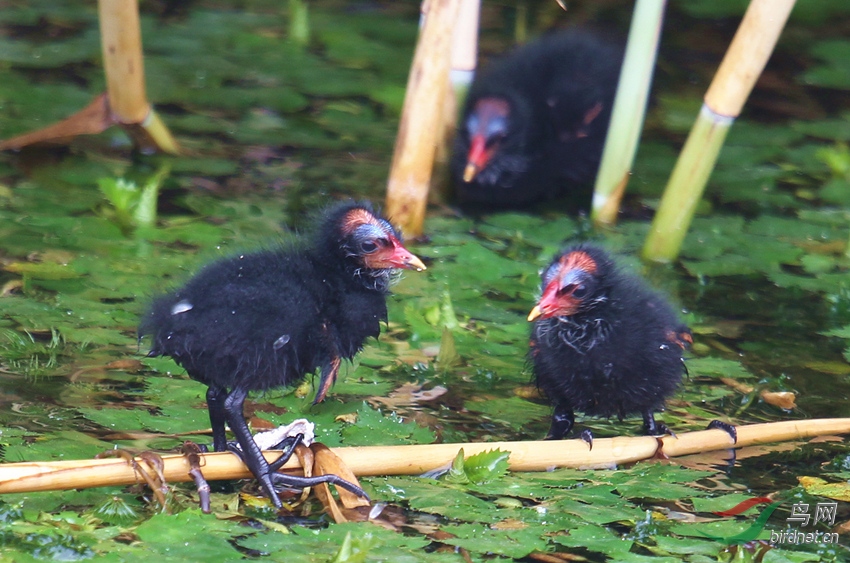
360, 240, 379, 253
571, 284, 588, 299
557, 283, 588, 299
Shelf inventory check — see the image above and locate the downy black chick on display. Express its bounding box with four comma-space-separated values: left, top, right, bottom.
452, 30, 623, 209
139, 201, 425, 507
527, 244, 690, 441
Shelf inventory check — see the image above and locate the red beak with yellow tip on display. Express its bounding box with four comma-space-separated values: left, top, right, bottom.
463, 134, 492, 183
371, 237, 426, 271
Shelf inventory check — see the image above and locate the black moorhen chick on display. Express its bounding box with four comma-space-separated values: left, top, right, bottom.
527, 244, 691, 442
139, 201, 425, 507
451, 30, 623, 208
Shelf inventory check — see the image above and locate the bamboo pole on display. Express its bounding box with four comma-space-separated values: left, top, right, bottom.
288, 0, 310, 46
591, 0, 666, 227
98, 0, 148, 124
0, 1, 179, 153
642, 0, 795, 262
432, 0, 480, 203
98, 0, 179, 154
1, 419, 848, 495
385, 0, 463, 237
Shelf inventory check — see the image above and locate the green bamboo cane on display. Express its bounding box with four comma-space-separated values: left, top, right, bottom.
591, 0, 666, 227
642, 0, 796, 262
289, 0, 309, 46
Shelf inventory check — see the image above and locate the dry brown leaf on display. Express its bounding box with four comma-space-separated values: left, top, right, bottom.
105, 359, 144, 371
720, 378, 754, 394
429, 529, 458, 541
491, 518, 528, 531
759, 390, 797, 410
0, 94, 113, 150
528, 551, 587, 562
310, 443, 369, 523
514, 385, 544, 400
808, 435, 845, 443
1, 280, 23, 296
692, 320, 746, 339
833, 518, 850, 535
369, 382, 448, 409
293, 443, 314, 505
796, 239, 847, 255
335, 412, 358, 424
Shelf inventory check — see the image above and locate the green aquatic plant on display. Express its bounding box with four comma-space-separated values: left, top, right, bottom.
444, 448, 510, 486
97, 165, 169, 235
329, 531, 380, 563
0, 327, 66, 377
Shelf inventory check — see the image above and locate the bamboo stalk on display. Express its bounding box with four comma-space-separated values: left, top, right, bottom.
97, 0, 179, 154
0, 3, 179, 154
289, 0, 310, 46
385, 0, 463, 237
1, 419, 848, 495
432, 0, 480, 203
642, 0, 795, 262
641, 105, 733, 261
591, 0, 666, 227
98, 0, 148, 123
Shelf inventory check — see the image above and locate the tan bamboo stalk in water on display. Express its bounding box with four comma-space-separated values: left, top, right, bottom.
591, 0, 666, 227
432, 0, 480, 203
98, 0, 147, 123
98, 0, 179, 153
0, 418, 848, 495
0, 1, 179, 153
385, 0, 462, 236
642, 0, 795, 262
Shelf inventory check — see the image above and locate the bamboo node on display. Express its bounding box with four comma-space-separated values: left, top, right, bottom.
699, 103, 736, 123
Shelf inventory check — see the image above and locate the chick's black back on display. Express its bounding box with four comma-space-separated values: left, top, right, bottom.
530, 246, 688, 420
139, 204, 390, 392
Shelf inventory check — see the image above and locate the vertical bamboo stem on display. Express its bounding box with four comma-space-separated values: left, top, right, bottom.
289, 0, 310, 46
432, 0, 480, 202
642, 0, 795, 262
447, 0, 479, 119
386, 0, 463, 236
591, 0, 666, 227
98, 0, 179, 154
98, 0, 149, 124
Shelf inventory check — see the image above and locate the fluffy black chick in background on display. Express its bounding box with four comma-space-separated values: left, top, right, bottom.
139, 201, 426, 508
527, 244, 692, 443
451, 30, 623, 209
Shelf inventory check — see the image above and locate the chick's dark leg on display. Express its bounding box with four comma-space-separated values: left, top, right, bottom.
707, 420, 738, 444
206, 386, 229, 452
223, 386, 281, 508
642, 410, 675, 437
313, 356, 341, 405
267, 434, 303, 473
545, 404, 575, 440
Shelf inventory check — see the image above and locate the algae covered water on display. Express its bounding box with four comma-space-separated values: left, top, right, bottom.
1, 0, 850, 560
